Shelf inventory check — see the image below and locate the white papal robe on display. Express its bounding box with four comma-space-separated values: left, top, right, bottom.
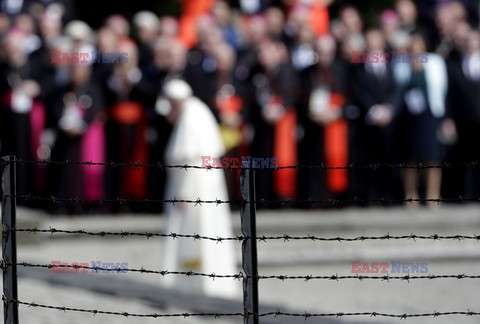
162, 97, 239, 298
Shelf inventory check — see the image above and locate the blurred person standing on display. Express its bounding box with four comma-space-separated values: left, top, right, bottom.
0, 0, 32, 17
265, 6, 288, 43
211, 0, 241, 50
290, 21, 317, 71
183, 16, 223, 119
350, 29, 401, 202
285, 0, 332, 38
235, 14, 268, 81
50, 62, 105, 213
247, 37, 299, 200
105, 14, 130, 38
380, 9, 402, 50
161, 79, 238, 298
43, 19, 91, 109
64, 20, 94, 60
333, 5, 365, 64
178, 16, 246, 203
211, 42, 246, 203
178, 0, 214, 49
419, 0, 478, 34
284, 5, 311, 47
92, 27, 119, 94
13, 14, 44, 60
339, 5, 364, 37
447, 20, 472, 61
393, 33, 453, 206
141, 37, 187, 212
132, 11, 159, 74
141, 38, 187, 111
38, 4, 63, 50
159, 16, 179, 39
0, 28, 50, 202
104, 38, 150, 209
433, 1, 468, 57
0, 12, 11, 37
446, 29, 480, 198
396, 0, 419, 34
297, 34, 349, 204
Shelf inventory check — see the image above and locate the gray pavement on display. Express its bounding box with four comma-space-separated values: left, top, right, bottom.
13, 278, 225, 324
2, 205, 480, 323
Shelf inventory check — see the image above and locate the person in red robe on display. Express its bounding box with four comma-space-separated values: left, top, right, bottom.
104, 38, 150, 211
297, 34, 349, 205
246, 37, 299, 201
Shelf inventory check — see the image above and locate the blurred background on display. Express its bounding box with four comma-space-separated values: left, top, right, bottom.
1, 0, 480, 213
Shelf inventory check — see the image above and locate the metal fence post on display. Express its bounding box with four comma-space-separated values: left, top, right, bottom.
2, 156, 19, 324
240, 167, 259, 324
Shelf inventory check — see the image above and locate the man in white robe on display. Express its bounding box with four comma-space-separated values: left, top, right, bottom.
161, 79, 238, 298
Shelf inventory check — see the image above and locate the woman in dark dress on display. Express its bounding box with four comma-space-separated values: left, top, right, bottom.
402, 71, 441, 163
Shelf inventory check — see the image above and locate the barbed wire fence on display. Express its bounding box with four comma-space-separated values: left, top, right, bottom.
2, 156, 18, 324
1, 155, 480, 323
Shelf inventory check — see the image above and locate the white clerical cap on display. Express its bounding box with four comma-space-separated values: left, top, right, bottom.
163, 79, 193, 100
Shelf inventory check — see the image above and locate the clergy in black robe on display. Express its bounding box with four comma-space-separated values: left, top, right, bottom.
445, 30, 480, 198
49, 63, 105, 213
297, 34, 349, 205
0, 28, 52, 206
244, 37, 299, 202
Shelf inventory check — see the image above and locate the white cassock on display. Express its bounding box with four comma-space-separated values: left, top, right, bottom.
162, 96, 238, 298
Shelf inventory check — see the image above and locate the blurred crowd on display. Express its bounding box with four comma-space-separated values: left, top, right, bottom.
1, 0, 480, 213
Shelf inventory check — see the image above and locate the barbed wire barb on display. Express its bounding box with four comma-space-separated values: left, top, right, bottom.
12, 158, 480, 172
8, 227, 480, 243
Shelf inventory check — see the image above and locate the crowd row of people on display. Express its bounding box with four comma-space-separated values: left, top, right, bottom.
1, 0, 480, 212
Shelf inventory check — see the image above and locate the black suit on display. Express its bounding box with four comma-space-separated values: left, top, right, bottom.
445, 55, 480, 197
350, 62, 402, 201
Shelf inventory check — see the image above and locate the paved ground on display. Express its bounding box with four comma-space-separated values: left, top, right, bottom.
2, 205, 480, 324
13, 278, 224, 324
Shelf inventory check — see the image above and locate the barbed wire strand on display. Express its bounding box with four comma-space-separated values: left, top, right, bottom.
7, 194, 239, 205
6, 228, 480, 243
2, 297, 479, 319
0, 262, 244, 279
258, 310, 480, 319
8, 194, 480, 206
5, 159, 480, 171
2, 297, 242, 318
4, 158, 480, 321
4, 262, 480, 281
